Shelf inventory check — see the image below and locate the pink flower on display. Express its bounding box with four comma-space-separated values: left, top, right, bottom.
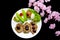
55, 16, 60, 21
37, 1, 40, 3
40, 11, 45, 17
39, 0, 44, 3
55, 31, 60, 36
34, 6, 40, 13
48, 14, 53, 20
29, 0, 36, 3
41, 5, 46, 10
49, 23, 55, 29
51, 11, 59, 16
47, 11, 60, 21
46, 5, 51, 10
46, 6, 52, 14
46, 9, 51, 14
45, 0, 50, 2
28, 3, 32, 7
51, 11, 60, 21
44, 18, 48, 23
37, 3, 46, 10
37, 2, 42, 7
33, 2, 38, 6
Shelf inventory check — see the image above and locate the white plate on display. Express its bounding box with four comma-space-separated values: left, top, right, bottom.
11, 8, 42, 39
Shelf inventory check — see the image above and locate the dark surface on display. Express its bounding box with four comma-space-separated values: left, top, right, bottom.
1, 0, 60, 40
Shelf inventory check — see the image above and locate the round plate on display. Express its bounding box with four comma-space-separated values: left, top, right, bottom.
11, 8, 42, 39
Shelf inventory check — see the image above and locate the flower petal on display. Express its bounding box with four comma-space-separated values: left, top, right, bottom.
45, 0, 50, 2
34, 6, 40, 13
55, 31, 60, 36
29, 0, 36, 3
44, 18, 48, 23
49, 23, 55, 29
28, 3, 32, 7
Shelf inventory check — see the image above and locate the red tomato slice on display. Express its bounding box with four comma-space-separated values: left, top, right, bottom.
20, 13, 23, 16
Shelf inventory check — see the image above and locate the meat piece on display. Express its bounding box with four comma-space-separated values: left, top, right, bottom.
30, 22, 37, 34
23, 22, 31, 33
15, 23, 23, 33
25, 25, 29, 30
26, 10, 32, 18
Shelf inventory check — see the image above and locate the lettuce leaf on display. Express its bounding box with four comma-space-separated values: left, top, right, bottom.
16, 12, 25, 23
28, 8, 41, 22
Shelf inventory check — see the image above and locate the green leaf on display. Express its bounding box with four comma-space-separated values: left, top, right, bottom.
16, 12, 25, 23
28, 8, 41, 22
13, 17, 20, 22
22, 10, 27, 21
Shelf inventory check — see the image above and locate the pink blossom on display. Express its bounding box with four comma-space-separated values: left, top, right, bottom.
51, 11, 60, 21
44, 18, 48, 23
29, 0, 36, 3
55, 16, 60, 21
40, 11, 45, 17
34, 6, 40, 13
46, 6, 52, 14
51, 11, 56, 16
47, 11, 60, 21
46, 9, 52, 14
41, 5, 46, 10
45, 0, 50, 2
37, 3, 46, 10
28, 3, 32, 7
35, 1, 40, 6
49, 23, 56, 29
39, 0, 44, 3
48, 14, 53, 20
55, 31, 60, 36
46, 5, 51, 10
51, 11, 59, 16
37, 1, 40, 3
33, 2, 38, 6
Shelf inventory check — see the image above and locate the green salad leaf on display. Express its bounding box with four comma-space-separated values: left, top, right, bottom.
13, 17, 20, 22
28, 8, 41, 22
16, 12, 25, 23
22, 10, 27, 21
13, 8, 41, 23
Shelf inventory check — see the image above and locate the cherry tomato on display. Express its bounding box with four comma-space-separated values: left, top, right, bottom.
20, 13, 23, 16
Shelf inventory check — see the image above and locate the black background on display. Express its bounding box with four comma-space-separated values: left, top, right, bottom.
1, 0, 60, 40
